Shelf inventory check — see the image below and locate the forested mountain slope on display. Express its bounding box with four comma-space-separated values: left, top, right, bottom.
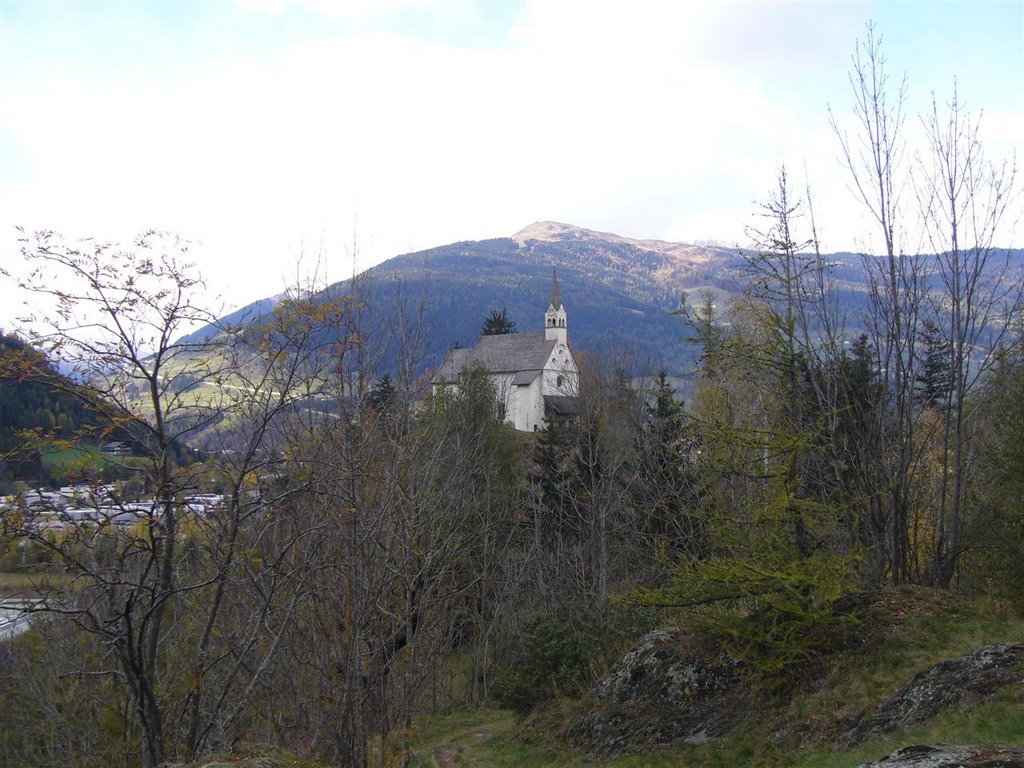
187, 222, 1022, 378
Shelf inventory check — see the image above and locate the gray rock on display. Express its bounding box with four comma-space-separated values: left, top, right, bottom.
845, 643, 1024, 745
857, 744, 1024, 767
566, 628, 747, 753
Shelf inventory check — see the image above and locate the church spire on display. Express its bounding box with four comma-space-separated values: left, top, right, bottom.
548, 267, 563, 311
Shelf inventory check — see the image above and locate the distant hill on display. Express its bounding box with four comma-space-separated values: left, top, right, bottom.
0, 332, 93, 484
184, 222, 1024, 379
0, 333, 189, 487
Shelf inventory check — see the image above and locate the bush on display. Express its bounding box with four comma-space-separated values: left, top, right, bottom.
494, 605, 652, 714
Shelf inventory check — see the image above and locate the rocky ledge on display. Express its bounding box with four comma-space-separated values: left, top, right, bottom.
844, 643, 1024, 745
857, 744, 1024, 767
565, 628, 749, 753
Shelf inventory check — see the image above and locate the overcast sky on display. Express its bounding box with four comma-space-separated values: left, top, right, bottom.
1, 0, 1021, 322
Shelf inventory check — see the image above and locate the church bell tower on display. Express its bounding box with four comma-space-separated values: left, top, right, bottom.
545, 268, 567, 345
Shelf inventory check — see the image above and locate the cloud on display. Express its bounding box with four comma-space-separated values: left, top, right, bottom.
0, 1, 1020, 322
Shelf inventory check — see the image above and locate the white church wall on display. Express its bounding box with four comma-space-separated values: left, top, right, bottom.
541, 345, 579, 397
492, 373, 517, 424
515, 378, 546, 431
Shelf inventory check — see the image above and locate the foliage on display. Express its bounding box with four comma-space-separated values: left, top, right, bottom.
0, 332, 127, 487
1, 231, 352, 768
1, 30, 1021, 764
480, 306, 517, 336
959, 350, 1024, 601
638, 174, 867, 682
493, 605, 652, 715
632, 371, 700, 555
410, 590, 1024, 768
916, 319, 953, 408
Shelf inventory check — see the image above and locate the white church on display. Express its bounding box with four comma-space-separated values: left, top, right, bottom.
432, 270, 581, 431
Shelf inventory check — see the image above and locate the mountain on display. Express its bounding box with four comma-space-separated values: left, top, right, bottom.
187, 222, 1023, 379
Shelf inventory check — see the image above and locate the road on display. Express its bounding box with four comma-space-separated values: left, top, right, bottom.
0, 600, 38, 640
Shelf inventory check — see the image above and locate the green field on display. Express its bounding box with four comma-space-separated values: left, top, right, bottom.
40, 444, 147, 472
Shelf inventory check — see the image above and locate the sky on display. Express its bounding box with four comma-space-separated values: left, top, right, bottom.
0, 0, 1021, 323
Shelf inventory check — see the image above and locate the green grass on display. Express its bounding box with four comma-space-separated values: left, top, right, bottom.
408, 693, 1024, 768
781, 588, 1024, 736
40, 443, 148, 472
407, 588, 1024, 768
789, 688, 1024, 768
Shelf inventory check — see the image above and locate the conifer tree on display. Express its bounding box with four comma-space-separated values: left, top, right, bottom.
480, 307, 517, 336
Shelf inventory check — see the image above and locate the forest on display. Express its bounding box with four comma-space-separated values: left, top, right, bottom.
1, 26, 1023, 768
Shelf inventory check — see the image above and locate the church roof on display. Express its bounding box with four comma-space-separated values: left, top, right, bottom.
544, 394, 583, 415
433, 331, 556, 385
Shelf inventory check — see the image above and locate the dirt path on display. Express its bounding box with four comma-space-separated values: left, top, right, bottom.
435, 746, 457, 768
429, 715, 513, 767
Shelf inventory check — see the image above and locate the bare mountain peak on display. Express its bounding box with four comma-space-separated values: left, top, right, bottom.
512, 221, 722, 265
513, 221, 613, 244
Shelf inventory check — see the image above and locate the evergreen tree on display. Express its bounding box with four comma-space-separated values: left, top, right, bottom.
633, 371, 699, 554
367, 373, 397, 413
916, 319, 952, 408
530, 419, 576, 541
480, 307, 517, 336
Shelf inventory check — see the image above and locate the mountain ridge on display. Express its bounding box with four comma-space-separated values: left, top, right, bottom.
185, 222, 1024, 379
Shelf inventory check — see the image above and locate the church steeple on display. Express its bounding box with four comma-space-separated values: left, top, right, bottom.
549, 268, 563, 310
545, 268, 567, 344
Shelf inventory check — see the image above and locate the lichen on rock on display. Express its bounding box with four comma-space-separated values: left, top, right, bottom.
566, 628, 749, 753
856, 744, 1024, 767
844, 643, 1024, 745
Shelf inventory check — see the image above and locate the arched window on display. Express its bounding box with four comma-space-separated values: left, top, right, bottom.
557, 375, 564, 388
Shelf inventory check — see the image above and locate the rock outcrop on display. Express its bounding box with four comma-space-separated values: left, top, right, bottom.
857, 744, 1024, 767
566, 628, 749, 753
844, 643, 1024, 745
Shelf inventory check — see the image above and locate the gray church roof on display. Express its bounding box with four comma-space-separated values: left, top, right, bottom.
544, 394, 583, 415
433, 331, 556, 386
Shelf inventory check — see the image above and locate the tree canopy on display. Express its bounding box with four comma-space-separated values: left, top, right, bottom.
480, 306, 517, 336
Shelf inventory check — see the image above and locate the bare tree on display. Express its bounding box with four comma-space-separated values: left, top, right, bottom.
2, 231, 344, 766
916, 87, 1021, 586
831, 23, 928, 584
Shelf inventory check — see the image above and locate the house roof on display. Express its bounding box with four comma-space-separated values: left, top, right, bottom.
544, 395, 582, 415
433, 331, 556, 385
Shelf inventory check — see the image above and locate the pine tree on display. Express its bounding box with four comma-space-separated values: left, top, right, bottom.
480, 307, 517, 336
916, 319, 952, 409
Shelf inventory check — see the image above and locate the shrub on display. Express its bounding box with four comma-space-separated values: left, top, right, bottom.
494, 605, 652, 714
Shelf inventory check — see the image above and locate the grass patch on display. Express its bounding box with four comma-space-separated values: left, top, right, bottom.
407, 709, 519, 767
788, 687, 1024, 768
40, 443, 149, 473
408, 693, 1024, 768
408, 705, 757, 768
0, 569, 70, 597
778, 586, 1024, 746
408, 588, 1024, 768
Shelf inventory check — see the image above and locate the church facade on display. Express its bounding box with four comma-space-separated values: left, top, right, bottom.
432, 270, 581, 431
